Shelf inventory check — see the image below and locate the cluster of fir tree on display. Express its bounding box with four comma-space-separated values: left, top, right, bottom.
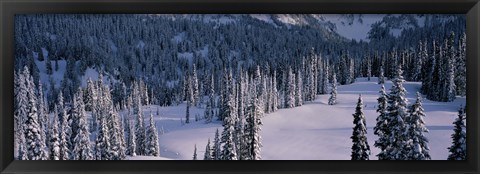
360, 32, 466, 102
14, 14, 354, 109
14, 66, 161, 160
183, 47, 332, 123
15, 15, 465, 110
373, 65, 431, 160
15, 66, 93, 160
15, 14, 465, 108
195, 65, 279, 160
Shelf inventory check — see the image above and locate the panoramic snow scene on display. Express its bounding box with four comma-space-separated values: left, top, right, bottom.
14, 14, 466, 160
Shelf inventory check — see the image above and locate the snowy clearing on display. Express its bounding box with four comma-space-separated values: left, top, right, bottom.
144, 77, 464, 160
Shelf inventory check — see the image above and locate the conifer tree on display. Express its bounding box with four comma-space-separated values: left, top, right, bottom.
126, 121, 137, 156
445, 32, 456, 102
378, 66, 385, 84
49, 109, 61, 160
286, 67, 296, 108
219, 67, 230, 121
328, 72, 337, 105
321, 62, 329, 95
23, 71, 48, 160
85, 78, 96, 112
366, 55, 372, 81
351, 94, 370, 160
455, 33, 466, 96
135, 108, 146, 156
250, 92, 263, 160
374, 84, 389, 160
235, 72, 246, 159
295, 70, 303, 106
384, 64, 409, 160
46, 53, 53, 75
192, 64, 199, 107
14, 68, 28, 159
193, 144, 197, 160
271, 70, 279, 112
186, 92, 191, 124
413, 40, 424, 81
349, 58, 355, 84
105, 88, 125, 160
205, 74, 215, 123
316, 54, 323, 95
145, 113, 160, 157
204, 139, 212, 160
212, 129, 221, 160
405, 92, 430, 160
447, 106, 466, 160
72, 90, 93, 160
37, 81, 49, 148
243, 83, 263, 160
95, 117, 111, 160
220, 76, 238, 160
59, 104, 71, 160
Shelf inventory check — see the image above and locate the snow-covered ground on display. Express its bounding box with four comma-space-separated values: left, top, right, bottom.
139, 77, 465, 160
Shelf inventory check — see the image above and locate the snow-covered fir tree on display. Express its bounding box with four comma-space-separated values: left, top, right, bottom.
37, 81, 49, 149
384, 64, 409, 160
193, 144, 197, 160
212, 128, 221, 160
348, 58, 355, 84
455, 33, 466, 96
205, 74, 215, 123
339, 51, 349, 85
59, 103, 71, 160
405, 92, 430, 160
316, 54, 324, 96
186, 85, 192, 124
351, 94, 370, 160
126, 120, 137, 157
218, 67, 231, 121
95, 117, 111, 160
444, 32, 456, 102
134, 89, 146, 156
14, 68, 28, 159
412, 40, 424, 82
72, 90, 93, 160
204, 138, 213, 160
243, 83, 263, 160
191, 64, 200, 107
254, 66, 265, 116
235, 71, 246, 160
271, 70, 278, 112
49, 109, 61, 160
378, 66, 385, 84
220, 73, 238, 160
104, 88, 126, 160
23, 69, 48, 160
328, 72, 337, 105
84, 78, 96, 112
366, 55, 372, 81
321, 62, 329, 95
374, 84, 389, 160
447, 106, 466, 160
145, 113, 160, 157
295, 70, 303, 107
286, 67, 296, 108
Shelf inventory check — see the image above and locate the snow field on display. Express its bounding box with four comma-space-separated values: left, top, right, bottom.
145, 77, 464, 160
